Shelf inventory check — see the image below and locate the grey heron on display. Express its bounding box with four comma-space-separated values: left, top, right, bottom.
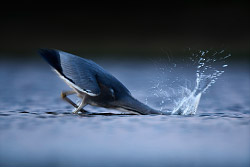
39, 49, 164, 115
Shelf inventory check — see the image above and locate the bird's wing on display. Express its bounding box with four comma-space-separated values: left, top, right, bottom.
39, 49, 100, 96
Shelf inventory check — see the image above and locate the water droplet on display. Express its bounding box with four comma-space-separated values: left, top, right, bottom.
222, 64, 228, 67
219, 50, 224, 54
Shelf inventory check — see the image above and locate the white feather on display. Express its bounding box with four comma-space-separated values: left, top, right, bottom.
54, 70, 98, 96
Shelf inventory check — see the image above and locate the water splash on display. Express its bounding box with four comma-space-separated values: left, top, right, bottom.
149, 49, 231, 115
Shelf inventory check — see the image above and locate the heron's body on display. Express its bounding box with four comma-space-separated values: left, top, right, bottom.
39, 49, 163, 115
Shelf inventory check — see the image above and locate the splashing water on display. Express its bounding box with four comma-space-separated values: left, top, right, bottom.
149, 49, 231, 115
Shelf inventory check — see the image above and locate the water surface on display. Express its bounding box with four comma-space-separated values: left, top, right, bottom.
0, 59, 249, 167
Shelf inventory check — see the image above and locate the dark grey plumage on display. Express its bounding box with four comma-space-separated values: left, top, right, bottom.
39, 49, 163, 115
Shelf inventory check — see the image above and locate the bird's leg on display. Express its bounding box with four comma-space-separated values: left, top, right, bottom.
61, 90, 87, 113
61, 90, 76, 97
61, 90, 76, 107
72, 98, 87, 114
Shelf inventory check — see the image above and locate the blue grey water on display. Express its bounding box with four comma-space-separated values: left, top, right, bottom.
0, 57, 249, 167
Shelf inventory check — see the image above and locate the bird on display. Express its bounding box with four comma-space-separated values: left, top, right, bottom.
39, 49, 164, 115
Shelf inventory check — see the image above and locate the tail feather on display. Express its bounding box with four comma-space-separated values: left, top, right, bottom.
38, 49, 63, 74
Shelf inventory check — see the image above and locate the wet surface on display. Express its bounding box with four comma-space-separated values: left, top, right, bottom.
0, 60, 249, 167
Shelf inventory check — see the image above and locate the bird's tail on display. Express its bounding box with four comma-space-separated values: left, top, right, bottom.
38, 49, 63, 74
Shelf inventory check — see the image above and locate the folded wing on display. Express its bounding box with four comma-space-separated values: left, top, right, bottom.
39, 49, 100, 96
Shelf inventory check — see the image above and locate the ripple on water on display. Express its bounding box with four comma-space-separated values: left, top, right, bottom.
0, 113, 10, 116
19, 111, 29, 114
45, 111, 58, 115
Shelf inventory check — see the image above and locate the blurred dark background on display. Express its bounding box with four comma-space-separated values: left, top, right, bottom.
0, 2, 249, 60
